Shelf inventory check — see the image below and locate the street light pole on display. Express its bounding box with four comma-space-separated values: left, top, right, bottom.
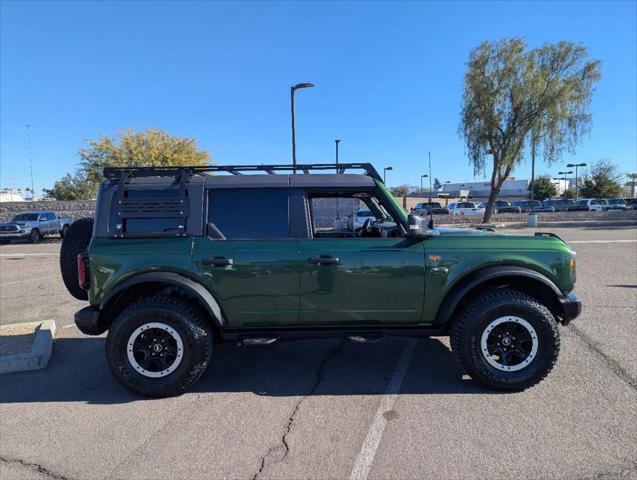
420, 175, 428, 197
335, 139, 341, 220
558, 170, 573, 198
567, 163, 587, 200
290, 82, 314, 173
25, 124, 34, 200
428, 151, 433, 202
383, 166, 393, 184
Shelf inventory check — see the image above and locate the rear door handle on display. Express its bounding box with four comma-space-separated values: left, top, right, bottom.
307, 255, 340, 266
202, 256, 234, 266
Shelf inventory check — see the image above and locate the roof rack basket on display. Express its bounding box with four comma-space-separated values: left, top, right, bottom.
103, 163, 383, 182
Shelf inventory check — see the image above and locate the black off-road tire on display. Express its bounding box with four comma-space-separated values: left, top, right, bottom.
60, 217, 94, 300
29, 229, 41, 243
106, 295, 213, 397
0, 239, 10, 245
450, 289, 560, 391
59, 224, 70, 239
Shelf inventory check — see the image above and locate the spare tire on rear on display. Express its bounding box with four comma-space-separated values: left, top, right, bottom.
60, 217, 94, 300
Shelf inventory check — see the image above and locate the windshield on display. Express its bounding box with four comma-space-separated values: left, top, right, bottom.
609, 199, 625, 205
12, 213, 39, 221
576, 200, 588, 205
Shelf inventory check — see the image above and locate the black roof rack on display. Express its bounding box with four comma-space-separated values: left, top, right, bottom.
103, 163, 383, 182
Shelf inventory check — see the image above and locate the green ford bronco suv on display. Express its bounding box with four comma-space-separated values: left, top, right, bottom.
60, 163, 581, 397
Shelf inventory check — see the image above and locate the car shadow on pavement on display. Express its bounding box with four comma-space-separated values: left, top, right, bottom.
0, 336, 493, 405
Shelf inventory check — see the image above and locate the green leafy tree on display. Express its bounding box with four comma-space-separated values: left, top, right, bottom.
42, 173, 96, 200
390, 185, 411, 197
625, 173, 637, 197
460, 38, 601, 223
528, 175, 557, 201
579, 160, 623, 198
45, 129, 211, 200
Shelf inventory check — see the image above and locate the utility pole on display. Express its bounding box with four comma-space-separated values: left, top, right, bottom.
25, 124, 35, 200
290, 83, 314, 173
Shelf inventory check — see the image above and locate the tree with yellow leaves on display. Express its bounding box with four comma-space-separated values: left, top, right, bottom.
44, 129, 211, 200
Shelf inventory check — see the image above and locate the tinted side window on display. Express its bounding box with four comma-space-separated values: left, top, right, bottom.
208, 189, 289, 239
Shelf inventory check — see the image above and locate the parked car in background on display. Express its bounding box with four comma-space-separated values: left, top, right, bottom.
347, 208, 375, 231
543, 199, 575, 212
624, 198, 637, 210
607, 198, 628, 210
571, 199, 591, 211
411, 202, 450, 215
492, 200, 522, 214
511, 200, 555, 213
448, 201, 485, 216
0, 211, 71, 244
574, 199, 608, 211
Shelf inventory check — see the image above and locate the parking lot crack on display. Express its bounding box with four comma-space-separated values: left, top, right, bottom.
252, 340, 345, 480
0, 455, 73, 480
567, 324, 637, 391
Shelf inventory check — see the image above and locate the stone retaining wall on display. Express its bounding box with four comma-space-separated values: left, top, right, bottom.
0, 201, 96, 223
1, 199, 635, 225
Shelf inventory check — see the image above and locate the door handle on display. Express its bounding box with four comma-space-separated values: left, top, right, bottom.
307, 255, 340, 266
202, 256, 234, 266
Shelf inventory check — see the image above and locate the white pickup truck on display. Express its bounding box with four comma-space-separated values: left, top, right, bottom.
0, 211, 72, 244
447, 201, 486, 216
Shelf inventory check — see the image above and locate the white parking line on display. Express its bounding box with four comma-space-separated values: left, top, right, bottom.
1, 275, 59, 287
349, 339, 417, 480
0, 252, 59, 257
568, 240, 637, 244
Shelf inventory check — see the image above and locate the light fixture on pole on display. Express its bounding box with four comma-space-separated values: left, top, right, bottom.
558, 171, 573, 198
420, 174, 428, 197
383, 166, 393, 184
566, 163, 587, 200
290, 82, 314, 173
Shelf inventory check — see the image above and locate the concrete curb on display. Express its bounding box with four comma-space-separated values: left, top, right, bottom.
0, 320, 57, 374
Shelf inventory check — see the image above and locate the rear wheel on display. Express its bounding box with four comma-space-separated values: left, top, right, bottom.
451, 289, 560, 391
106, 295, 213, 397
0, 239, 10, 245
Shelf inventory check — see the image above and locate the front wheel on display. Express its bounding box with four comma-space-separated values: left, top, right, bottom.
106, 295, 213, 397
29, 229, 40, 243
59, 224, 69, 238
451, 289, 560, 391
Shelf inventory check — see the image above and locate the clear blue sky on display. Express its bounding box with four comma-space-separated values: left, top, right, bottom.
1, 0, 635, 192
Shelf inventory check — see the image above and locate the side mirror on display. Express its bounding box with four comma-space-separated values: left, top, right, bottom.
407, 213, 437, 238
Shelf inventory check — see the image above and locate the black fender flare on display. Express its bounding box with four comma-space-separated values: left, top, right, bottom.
100, 272, 225, 327
434, 265, 563, 326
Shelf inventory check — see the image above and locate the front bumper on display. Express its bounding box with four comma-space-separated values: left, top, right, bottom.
0, 232, 29, 240
74, 306, 108, 335
558, 292, 582, 325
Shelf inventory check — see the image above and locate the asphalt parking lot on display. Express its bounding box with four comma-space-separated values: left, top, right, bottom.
1, 223, 636, 480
